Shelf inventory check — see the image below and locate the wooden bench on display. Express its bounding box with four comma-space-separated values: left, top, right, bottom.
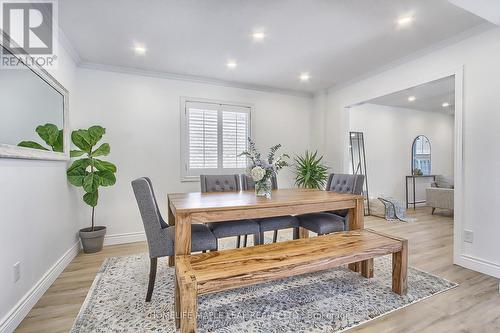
174, 229, 408, 332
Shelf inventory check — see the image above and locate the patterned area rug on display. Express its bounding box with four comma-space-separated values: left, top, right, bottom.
71, 241, 456, 332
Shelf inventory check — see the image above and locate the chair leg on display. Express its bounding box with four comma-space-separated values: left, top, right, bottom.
146, 257, 157, 302
243, 235, 248, 247
254, 233, 261, 246
431, 207, 436, 215
273, 230, 278, 243
236, 235, 241, 248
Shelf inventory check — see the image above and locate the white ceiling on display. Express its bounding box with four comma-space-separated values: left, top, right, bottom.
448, 0, 500, 25
59, 0, 491, 95
366, 75, 455, 114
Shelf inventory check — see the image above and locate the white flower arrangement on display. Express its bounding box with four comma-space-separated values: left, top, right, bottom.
239, 138, 289, 198
250, 166, 266, 182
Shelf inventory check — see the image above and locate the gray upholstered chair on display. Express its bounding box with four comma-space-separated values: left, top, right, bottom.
131, 177, 217, 301
241, 174, 299, 244
297, 173, 365, 235
200, 174, 261, 248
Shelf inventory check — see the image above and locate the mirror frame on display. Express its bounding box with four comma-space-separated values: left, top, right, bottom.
0, 29, 69, 161
411, 135, 431, 175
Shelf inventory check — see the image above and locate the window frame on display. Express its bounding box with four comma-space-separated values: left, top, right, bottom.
180, 97, 253, 182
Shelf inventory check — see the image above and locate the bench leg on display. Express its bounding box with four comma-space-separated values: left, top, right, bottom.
361, 259, 374, 278
348, 262, 362, 273
392, 240, 408, 295
179, 278, 198, 332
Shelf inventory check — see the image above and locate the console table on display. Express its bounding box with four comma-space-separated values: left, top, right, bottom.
405, 175, 436, 210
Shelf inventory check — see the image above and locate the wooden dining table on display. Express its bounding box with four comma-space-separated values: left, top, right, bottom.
167, 188, 365, 270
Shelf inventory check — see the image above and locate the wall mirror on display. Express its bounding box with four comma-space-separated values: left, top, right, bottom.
412, 135, 431, 175
0, 34, 69, 160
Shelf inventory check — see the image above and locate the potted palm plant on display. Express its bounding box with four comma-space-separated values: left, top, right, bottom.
294, 151, 329, 189
67, 126, 117, 253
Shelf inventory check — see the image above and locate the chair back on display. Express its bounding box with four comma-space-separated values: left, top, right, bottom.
200, 174, 240, 193
241, 174, 278, 190
326, 173, 365, 195
131, 177, 170, 258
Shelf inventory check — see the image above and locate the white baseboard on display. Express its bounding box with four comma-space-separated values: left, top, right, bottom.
458, 254, 500, 279
0, 241, 80, 333
103, 231, 146, 246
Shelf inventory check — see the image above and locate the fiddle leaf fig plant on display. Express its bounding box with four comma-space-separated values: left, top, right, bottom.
67, 126, 117, 230
18, 123, 63, 152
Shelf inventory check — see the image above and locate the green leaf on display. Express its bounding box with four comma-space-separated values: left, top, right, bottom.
52, 129, 64, 152
93, 159, 117, 172
71, 130, 92, 153
294, 150, 329, 189
67, 158, 92, 173
67, 167, 88, 187
88, 126, 106, 146
36, 123, 59, 148
91, 143, 110, 157
70, 150, 86, 157
97, 170, 116, 186
83, 173, 100, 193
18, 141, 49, 151
83, 191, 98, 207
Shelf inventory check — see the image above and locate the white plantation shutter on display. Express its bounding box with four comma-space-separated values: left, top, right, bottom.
222, 105, 249, 169
182, 99, 251, 178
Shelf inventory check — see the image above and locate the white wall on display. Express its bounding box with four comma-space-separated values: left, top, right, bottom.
320, 27, 500, 278
0, 46, 82, 332
72, 67, 312, 238
349, 104, 454, 202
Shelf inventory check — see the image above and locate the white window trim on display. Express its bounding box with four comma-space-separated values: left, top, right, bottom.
180, 96, 253, 182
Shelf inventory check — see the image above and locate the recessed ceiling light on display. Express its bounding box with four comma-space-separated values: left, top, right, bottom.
133, 44, 147, 55
252, 31, 266, 41
226, 60, 237, 69
408, 96, 416, 102
299, 73, 310, 82
442, 102, 450, 108
397, 15, 414, 27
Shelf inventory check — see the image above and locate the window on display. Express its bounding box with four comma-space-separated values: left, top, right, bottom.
181, 98, 251, 180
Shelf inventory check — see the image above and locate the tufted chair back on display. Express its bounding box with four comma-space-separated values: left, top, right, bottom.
326, 173, 365, 195
131, 177, 171, 258
325, 173, 365, 219
240, 174, 278, 191
200, 174, 241, 193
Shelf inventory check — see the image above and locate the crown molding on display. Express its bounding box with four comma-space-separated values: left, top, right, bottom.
326, 22, 495, 94
77, 62, 314, 98
58, 28, 82, 65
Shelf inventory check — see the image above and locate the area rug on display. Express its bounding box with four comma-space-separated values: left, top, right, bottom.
71, 248, 456, 333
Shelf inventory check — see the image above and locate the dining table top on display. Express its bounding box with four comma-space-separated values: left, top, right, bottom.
168, 188, 363, 214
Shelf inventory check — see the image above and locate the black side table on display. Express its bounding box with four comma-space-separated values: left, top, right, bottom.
405, 175, 436, 210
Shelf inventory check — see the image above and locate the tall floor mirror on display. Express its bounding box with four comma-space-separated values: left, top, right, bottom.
349, 132, 370, 215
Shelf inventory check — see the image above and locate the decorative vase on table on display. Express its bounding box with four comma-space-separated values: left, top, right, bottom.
255, 177, 273, 198
240, 138, 289, 199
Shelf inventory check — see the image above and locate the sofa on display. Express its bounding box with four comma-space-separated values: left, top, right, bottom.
426, 175, 454, 214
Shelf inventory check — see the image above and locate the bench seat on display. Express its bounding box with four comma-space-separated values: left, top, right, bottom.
175, 229, 408, 332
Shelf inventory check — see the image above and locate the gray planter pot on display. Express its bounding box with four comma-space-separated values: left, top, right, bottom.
79, 226, 106, 253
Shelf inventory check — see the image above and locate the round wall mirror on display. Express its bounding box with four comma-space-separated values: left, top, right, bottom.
412, 135, 431, 175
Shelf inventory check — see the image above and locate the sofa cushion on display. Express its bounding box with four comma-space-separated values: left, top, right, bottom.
435, 175, 454, 189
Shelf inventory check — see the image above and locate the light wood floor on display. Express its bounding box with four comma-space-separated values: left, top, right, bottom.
16, 208, 500, 333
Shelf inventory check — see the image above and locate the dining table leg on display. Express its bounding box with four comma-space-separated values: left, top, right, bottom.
168, 199, 177, 267
175, 213, 192, 256
348, 197, 365, 272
